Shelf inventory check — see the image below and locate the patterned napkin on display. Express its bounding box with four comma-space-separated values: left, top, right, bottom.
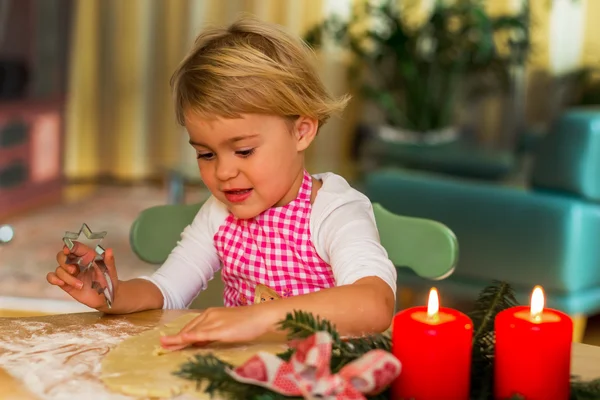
227, 331, 401, 400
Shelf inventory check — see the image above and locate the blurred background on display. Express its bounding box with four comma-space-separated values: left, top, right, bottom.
1, 0, 600, 342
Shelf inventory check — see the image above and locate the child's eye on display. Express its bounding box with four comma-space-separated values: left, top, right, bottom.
236, 148, 255, 158
196, 152, 214, 160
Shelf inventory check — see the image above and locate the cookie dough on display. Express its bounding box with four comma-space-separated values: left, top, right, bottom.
100, 313, 288, 398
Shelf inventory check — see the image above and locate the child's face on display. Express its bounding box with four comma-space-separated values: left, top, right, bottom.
186, 113, 317, 219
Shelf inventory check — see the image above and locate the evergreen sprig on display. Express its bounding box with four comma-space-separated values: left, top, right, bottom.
174, 282, 600, 400
276, 309, 341, 342
570, 377, 600, 399
174, 353, 301, 400
467, 280, 518, 399
469, 281, 519, 361
332, 333, 393, 371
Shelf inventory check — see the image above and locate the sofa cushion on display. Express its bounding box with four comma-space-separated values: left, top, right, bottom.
364, 170, 600, 295
531, 107, 600, 202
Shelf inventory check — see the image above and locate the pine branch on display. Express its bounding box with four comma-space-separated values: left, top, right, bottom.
174, 354, 286, 399
330, 333, 392, 372
277, 309, 342, 343
343, 333, 392, 354
275, 347, 295, 362
570, 377, 600, 399
174, 354, 237, 398
174, 353, 233, 382
468, 280, 518, 399
469, 280, 518, 356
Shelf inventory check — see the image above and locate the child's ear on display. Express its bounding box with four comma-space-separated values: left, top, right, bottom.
294, 116, 319, 152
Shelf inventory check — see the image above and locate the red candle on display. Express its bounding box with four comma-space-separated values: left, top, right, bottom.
495, 285, 573, 400
392, 288, 473, 400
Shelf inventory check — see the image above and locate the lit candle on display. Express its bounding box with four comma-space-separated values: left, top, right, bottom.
494, 285, 573, 400
392, 288, 473, 399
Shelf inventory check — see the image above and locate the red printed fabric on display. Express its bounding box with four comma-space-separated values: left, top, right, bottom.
228, 331, 402, 399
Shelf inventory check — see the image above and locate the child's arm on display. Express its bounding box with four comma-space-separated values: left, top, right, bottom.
264, 275, 394, 333
101, 279, 165, 314
160, 277, 393, 349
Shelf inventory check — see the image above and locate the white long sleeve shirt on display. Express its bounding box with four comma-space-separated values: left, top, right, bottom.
141, 172, 397, 309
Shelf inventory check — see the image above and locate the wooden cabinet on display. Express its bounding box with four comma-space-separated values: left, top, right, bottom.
0, 0, 72, 220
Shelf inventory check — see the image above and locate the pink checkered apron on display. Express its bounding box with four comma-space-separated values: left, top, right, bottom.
214, 170, 336, 307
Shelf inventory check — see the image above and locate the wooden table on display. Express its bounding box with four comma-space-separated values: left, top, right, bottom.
0, 310, 193, 400
1, 310, 600, 399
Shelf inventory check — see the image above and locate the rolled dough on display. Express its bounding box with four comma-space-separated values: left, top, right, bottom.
100, 313, 288, 399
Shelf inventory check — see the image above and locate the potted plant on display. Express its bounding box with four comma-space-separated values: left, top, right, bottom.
305, 0, 530, 146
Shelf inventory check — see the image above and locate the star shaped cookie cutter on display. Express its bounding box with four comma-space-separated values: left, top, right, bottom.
62, 223, 114, 308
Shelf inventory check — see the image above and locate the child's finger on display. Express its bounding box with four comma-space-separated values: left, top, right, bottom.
160, 328, 210, 347
102, 248, 118, 282
159, 334, 187, 346
55, 267, 83, 289
57, 250, 67, 264
163, 314, 205, 342
63, 242, 96, 266
57, 250, 84, 275
178, 316, 206, 335
46, 272, 79, 296
46, 272, 65, 286
181, 329, 219, 344
159, 339, 212, 352
159, 343, 190, 352
56, 252, 78, 275
66, 264, 79, 275
65, 241, 94, 256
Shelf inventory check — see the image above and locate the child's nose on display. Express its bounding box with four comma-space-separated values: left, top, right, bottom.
215, 159, 238, 181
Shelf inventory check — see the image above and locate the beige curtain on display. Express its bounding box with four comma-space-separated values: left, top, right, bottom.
65, 0, 187, 181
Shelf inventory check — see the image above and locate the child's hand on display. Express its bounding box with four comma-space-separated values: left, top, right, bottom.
46, 242, 118, 311
159, 306, 274, 350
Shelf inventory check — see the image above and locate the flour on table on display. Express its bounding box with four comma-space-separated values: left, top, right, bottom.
0, 319, 138, 400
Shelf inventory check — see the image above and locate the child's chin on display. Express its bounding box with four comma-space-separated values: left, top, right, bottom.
228, 204, 264, 220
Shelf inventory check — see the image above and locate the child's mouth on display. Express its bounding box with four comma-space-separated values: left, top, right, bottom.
223, 189, 252, 203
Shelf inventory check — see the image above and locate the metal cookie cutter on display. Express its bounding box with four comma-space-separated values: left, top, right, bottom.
62, 223, 114, 308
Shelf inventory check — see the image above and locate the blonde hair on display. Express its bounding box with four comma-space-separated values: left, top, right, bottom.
170, 16, 350, 129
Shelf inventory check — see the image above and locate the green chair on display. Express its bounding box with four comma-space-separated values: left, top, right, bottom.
129, 200, 458, 307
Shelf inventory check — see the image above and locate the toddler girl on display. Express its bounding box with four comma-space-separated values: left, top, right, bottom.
47, 17, 397, 349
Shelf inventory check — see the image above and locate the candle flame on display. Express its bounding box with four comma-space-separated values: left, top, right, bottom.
427, 287, 439, 321
530, 285, 545, 322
